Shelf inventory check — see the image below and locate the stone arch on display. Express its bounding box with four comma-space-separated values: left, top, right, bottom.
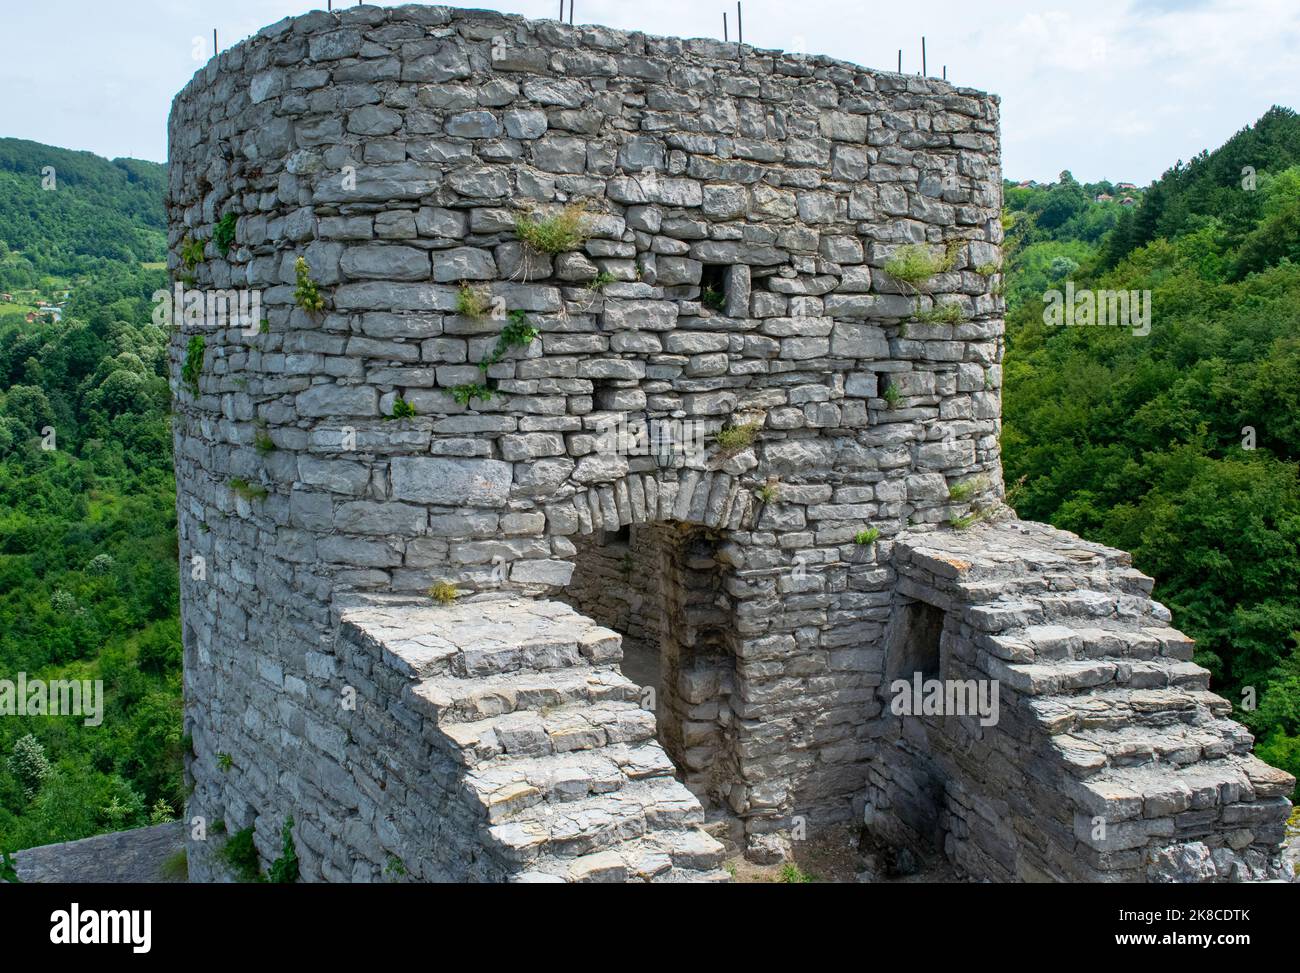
559, 468, 755, 540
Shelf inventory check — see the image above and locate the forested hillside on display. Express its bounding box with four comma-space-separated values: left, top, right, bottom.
1003, 107, 1300, 797
0, 138, 166, 291
0, 141, 179, 856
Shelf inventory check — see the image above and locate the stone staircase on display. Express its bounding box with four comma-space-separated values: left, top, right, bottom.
979, 595, 1291, 844
895, 519, 1295, 881
340, 597, 728, 883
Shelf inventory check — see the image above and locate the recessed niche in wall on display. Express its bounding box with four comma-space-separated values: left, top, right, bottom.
700, 264, 728, 312
897, 599, 945, 683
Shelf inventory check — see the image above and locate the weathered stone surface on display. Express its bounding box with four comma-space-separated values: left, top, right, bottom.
15, 822, 186, 883
391, 457, 512, 506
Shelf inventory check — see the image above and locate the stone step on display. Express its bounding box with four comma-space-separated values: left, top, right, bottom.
965, 590, 1171, 636
485, 775, 708, 865
979, 623, 1196, 665
1048, 719, 1255, 778
441, 699, 658, 768
1028, 686, 1233, 734
465, 742, 679, 823
448, 621, 621, 679
1066, 753, 1296, 822
987, 654, 1211, 698
414, 665, 639, 724
338, 598, 624, 680
509, 830, 729, 883
955, 566, 1155, 604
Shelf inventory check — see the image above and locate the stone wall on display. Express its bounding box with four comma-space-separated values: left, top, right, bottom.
168, 4, 1291, 881
870, 521, 1295, 882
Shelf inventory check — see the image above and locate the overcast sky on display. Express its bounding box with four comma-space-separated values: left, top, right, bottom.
1, 0, 1296, 184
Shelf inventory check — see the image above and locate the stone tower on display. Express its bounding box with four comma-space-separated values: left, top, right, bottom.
168, 5, 1293, 882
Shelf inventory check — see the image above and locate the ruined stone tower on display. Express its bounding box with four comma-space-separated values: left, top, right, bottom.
168, 5, 1294, 882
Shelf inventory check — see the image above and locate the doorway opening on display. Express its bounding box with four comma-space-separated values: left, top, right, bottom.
562, 520, 739, 809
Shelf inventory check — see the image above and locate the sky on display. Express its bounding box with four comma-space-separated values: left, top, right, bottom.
0, 0, 1296, 184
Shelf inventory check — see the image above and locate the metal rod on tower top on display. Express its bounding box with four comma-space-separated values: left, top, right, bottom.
213, 29, 218, 56
898, 49, 902, 73
559, 1, 563, 19
943, 65, 947, 81
737, 2, 743, 45
723, 12, 729, 41
922, 36, 927, 76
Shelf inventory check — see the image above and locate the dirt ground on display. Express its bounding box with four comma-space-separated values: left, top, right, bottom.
724, 822, 962, 884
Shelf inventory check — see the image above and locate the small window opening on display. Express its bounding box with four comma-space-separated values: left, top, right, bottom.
700, 264, 728, 311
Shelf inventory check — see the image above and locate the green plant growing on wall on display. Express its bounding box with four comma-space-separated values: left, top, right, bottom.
214, 212, 238, 257
216, 752, 234, 772
882, 384, 901, 407
515, 202, 591, 254
181, 334, 206, 396
265, 816, 299, 884
454, 310, 540, 406
218, 827, 260, 883
886, 241, 961, 319
1, 852, 20, 884
229, 478, 268, 502
854, 528, 881, 546
181, 235, 205, 271
384, 396, 417, 420
756, 482, 781, 505
950, 508, 994, 531
254, 429, 276, 454
702, 286, 726, 311
482, 310, 539, 369
450, 383, 495, 406
715, 422, 760, 455
159, 849, 187, 882
429, 581, 459, 605
456, 283, 491, 319
885, 243, 956, 289
948, 476, 988, 503
294, 256, 325, 314
916, 301, 966, 325
974, 262, 1001, 277
384, 856, 408, 881
585, 271, 617, 292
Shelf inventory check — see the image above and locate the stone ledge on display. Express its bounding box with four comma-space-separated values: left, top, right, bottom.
13, 822, 186, 884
